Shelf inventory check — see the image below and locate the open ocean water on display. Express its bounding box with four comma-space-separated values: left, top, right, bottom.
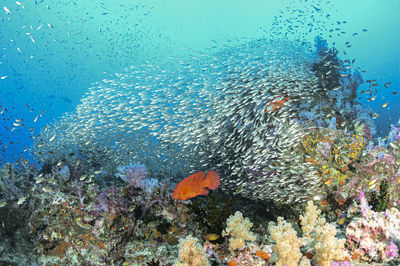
0, 0, 400, 265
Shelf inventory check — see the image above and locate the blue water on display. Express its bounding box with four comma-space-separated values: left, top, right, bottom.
0, 0, 399, 165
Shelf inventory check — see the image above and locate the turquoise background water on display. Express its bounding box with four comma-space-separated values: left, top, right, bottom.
0, 0, 399, 165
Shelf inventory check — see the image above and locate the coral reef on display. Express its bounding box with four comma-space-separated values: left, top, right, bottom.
0, 160, 35, 202
2, 32, 400, 266
0, 156, 398, 265
0, 160, 37, 265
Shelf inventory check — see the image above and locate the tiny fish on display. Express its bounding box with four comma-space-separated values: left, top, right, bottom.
256, 250, 270, 260
382, 102, 389, 108
1, 76, 7, 79
369, 178, 378, 190
35, 177, 45, 183
4, 6, 10, 14
384, 82, 391, 88
0, 200, 6, 208
204, 233, 219, 241
393, 91, 398, 95
49, 133, 56, 142
17, 196, 27, 205
42, 186, 53, 193
389, 142, 398, 149
16, 1, 25, 9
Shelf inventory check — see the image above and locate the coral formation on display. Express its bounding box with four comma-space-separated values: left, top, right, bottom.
268, 216, 303, 266
346, 199, 400, 263
222, 211, 257, 252
268, 201, 346, 266
175, 235, 210, 266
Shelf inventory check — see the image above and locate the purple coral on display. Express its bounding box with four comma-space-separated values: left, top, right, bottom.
358, 191, 371, 218
346, 207, 400, 262
386, 241, 399, 258
388, 119, 400, 142
116, 163, 148, 188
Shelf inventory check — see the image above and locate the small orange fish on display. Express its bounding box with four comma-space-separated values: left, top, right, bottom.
305, 252, 314, 259
228, 260, 237, 266
266, 96, 291, 112
256, 250, 269, 260
172, 170, 220, 200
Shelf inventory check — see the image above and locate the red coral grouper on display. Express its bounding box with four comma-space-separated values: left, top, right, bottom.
172, 170, 220, 200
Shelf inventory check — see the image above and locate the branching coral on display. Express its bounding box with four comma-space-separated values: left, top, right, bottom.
116, 163, 149, 188
175, 235, 210, 266
269, 201, 346, 266
222, 211, 257, 253
268, 216, 303, 266
313, 223, 346, 266
300, 201, 346, 265
299, 200, 326, 244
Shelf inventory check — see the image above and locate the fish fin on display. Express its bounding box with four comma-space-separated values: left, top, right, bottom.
185, 171, 206, 183
203, 170, 220, 190
200, 188, 209, 195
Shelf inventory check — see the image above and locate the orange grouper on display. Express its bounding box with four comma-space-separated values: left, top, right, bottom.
172, 170, 220, 200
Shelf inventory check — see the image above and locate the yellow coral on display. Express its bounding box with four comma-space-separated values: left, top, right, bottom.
222, 211, 256, 252
299, 200, 325, 243
175, 235, 210, 266
270, 201, 346, 266
300, 201, 346, 265
268, 217, 302, 266
313, 223, 346, 266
